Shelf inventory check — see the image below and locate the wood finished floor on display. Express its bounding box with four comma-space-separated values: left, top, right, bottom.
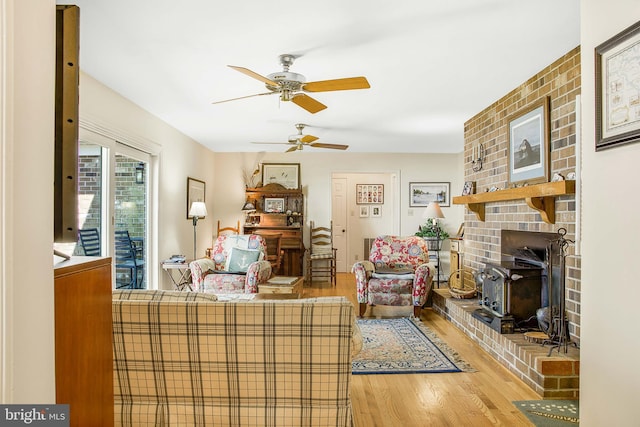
304, 273, 539, 427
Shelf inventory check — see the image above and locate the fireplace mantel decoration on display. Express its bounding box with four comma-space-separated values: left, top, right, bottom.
452, 180, 575, 224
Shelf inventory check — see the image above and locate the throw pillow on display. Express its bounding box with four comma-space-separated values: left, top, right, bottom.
225, 247, 262, 273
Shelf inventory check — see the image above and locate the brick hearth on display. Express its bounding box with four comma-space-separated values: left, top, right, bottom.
432, 289, 579, 398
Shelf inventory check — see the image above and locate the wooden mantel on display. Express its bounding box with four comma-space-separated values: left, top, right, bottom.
452, 180, 575, 224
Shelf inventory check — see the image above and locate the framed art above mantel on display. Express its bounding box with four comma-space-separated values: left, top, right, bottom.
507, 97, 550, 185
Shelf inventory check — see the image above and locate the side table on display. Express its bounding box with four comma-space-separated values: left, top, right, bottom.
161, 261, 192, 291
258, 276, 304, 297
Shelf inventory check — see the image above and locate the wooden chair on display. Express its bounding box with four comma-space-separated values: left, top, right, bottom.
78, 228, 101, 256
306, 221, 337, 286
217, 220, 240, 236
261, 233, 283, 275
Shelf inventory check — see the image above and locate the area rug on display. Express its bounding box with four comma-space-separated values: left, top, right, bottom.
352, 317, 474, 374
513, 400, 579, 426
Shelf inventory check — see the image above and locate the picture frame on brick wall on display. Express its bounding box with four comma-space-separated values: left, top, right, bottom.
507, 97, 550, 185
595, 19, 640, 151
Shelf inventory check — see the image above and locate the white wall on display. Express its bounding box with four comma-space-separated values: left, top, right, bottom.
79, 74, 216, 289
580, 1, 640, 425
1, 0, 56, 402
213, 152, 464, 270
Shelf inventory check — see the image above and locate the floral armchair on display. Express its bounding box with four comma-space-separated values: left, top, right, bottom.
188, 234, 272, 294
352, 235, 435, 318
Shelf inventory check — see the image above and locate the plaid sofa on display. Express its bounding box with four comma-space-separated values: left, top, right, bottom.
112, 290, 360, 426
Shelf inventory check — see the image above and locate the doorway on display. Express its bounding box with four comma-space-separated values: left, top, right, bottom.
331, 172, 400, 271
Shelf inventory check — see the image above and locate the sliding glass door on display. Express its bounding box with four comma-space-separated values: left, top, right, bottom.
76, 128, 151, 289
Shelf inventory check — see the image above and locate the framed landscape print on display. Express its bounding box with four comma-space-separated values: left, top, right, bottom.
262, 163, 300, 189
595, 19, 640, 150
507, 97, 550, 185
409, 182, 450, 207
356, 184, 384, 204
186, 177, 206, 219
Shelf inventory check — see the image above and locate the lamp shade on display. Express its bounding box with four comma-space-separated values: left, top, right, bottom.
189, 201, 208, 218
424, 202, 445, 219
241, 201, 256, 211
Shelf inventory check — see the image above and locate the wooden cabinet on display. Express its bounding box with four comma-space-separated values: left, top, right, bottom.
54, 256, 114, 427
244, 183, 305, 276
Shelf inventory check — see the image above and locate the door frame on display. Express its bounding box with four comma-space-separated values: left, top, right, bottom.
79, 117, 161, 288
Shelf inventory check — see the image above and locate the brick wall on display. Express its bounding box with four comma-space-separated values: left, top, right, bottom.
461, 46, 581, 343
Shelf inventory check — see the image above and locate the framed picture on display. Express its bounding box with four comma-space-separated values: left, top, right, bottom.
409, 182, 450, 207
507, 97, 550, 185
264, 198, 285, 213
359, 205, 369, 217
595, 19, 640, 151
461, 181, 476, 196
356, 184, 384, 204
186, 177, 206, 219
262, 163, 300, 189
371, 206, 381, 217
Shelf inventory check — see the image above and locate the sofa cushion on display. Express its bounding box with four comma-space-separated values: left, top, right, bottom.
113, 289, 218, 302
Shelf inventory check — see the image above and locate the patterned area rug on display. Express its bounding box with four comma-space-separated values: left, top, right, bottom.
513, 400, 579, 426
352, 317, 474, 374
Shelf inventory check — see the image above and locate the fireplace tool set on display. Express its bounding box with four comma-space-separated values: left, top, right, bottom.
539, 228, 575, 355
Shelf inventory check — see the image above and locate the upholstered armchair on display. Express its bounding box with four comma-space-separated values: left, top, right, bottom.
189, 234, 272, 294
352, 235, 436, 318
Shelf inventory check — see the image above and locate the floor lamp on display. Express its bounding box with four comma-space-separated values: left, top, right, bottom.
425, 201, 445, 284
189, 201, 208, 260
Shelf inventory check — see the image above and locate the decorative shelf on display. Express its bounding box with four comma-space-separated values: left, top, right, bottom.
452, 180, 576, 224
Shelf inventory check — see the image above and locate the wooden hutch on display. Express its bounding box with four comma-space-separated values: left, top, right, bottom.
243, 183, 305, 276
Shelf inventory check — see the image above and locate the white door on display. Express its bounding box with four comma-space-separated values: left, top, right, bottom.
332, 177, 348, 272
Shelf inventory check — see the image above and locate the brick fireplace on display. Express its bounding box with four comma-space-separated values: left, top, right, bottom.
439, 47, 581, 398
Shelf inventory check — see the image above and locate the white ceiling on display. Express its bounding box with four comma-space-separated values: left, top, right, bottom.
66, 0, 580, 153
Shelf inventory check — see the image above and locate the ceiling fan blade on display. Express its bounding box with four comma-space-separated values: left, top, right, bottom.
285, 145, 299, 153
302, 76, 370, 92
212, 92, 275, 105
251, 142, 292, 145
309, 142, 349, 150
228, 65, 279, 86
300, 134, 319, 143
291, 94, 327, 114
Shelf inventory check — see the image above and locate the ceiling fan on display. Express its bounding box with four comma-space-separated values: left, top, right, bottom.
212, 54, 370, 113
252, 123, 349, 152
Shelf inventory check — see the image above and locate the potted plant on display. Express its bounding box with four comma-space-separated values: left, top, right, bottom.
415, 219, 450, 251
